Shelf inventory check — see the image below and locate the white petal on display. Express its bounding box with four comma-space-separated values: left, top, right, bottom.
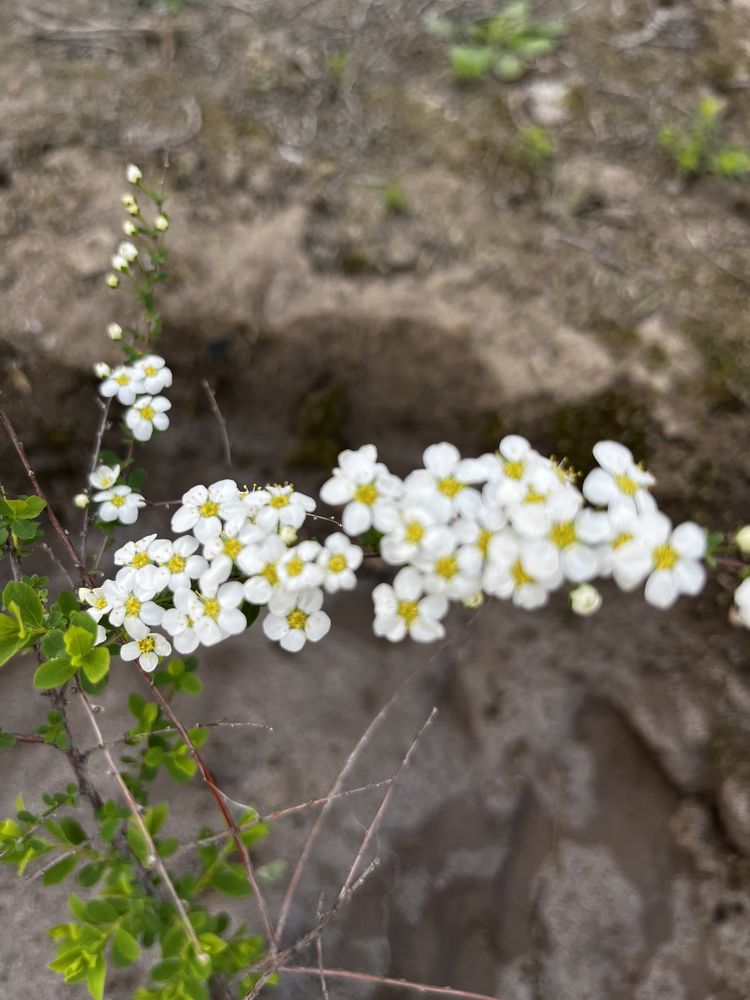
592, 440, 633, 473
172, 507, 199, 533
263, 613, 288, 641
410, 617, 445, 642
674, 559, 706, 597
280, 629, 306, 652
244, 577, 273, 604
671, 522, 707, 559
423, 442, 460, 477
562, 544, 598, 583
582, 469, 617, 507
644, 570, 678, 609
342, 502, 372, 536
120, 641, 140, 661
320, 475, 355, 505
305, 611, 331, 642
394, 567, 423, 602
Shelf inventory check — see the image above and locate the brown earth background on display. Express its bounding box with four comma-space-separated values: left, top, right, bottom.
2, 0, 750, 997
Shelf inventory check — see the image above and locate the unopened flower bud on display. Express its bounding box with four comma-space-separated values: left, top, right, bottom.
736, 526, 750, 555
462, 592, 485, 609
122, 220, 138, 237
126, 164, 142, 185
106, 273, 120, 289
118, 241, 138, 262
93, 362, 111, 378
279, 525, 298, 546
121, 194, 140, 216
111, 254, 128, 273
570, 583, 602, 617
73, 493, 90, 509
107, 322, 123, 341
155, 214, 169, 232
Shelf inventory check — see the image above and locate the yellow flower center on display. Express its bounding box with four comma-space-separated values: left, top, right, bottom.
137, 636, 155, 654
653, 543, 678, 571
504, 459, 525, 480
287, 609, 308, 630
511, 560, 535, 588
223, 538, 242, 560
477, 529, 492, 558
524, 487, 546, 505
285, 556, 304, 577
144, 366, 158, 377
116, 375, 130, 386
269, 494, 290, 509
140, 405, 155, 422
437, 477, 463, 498
397, 600, 419, 625
199, 500, 220, 518
131, 552, 150, 569
95, 597, 107, 610
549, 521, 576, 549
614, 473, 638, 496
111, 494, 126, 508
435, 555, 458, 579
611, 531, 633, 550
405, 521, 425, 545
203, 598, 220, 619
261, 563, 279, 586
329, 554, 347, 573
124, 596, 141, 617
354, 483, 378, 505
167, 554, 186, 573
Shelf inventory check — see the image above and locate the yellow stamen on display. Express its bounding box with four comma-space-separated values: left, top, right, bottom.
269, 494, 290, 509
111, 495, 126, 508
116, 375, 130, 386
223, 538, 242, 560
477, 529, 492, 558
611, 532, 633, 550
285, 557, 304, 578
329, 554, 347, 573
504, 459, 525, 480
199, 500, 220, 518
397, 600, 419, 624
143, 366, 158, 377
511, 560, 535, 587
287, 609, 308, 630
405, 521, 424, 545
95, 597, 107, 610
524, 488, 546, 504
261, 564, 279, 586
437, 477, 463, 498
354, 483, 378, 505
653, 543, 677, 570
203, 598, 220, 619
435, 555, 458, 579
614, 473, 638, 496
131, 552, 150, 569
137, 636, 155, 654
124, 596, 141, 617
140, 405, 155, 421
167, 554, 186, 573
549, 521, 576, 549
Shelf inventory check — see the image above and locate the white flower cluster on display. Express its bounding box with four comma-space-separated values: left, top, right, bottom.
88, 463, 145, 526
83, 437, 711, 671
96, 354, 172, 443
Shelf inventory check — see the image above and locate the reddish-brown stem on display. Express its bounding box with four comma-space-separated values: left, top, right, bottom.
281, 967, 504, 1000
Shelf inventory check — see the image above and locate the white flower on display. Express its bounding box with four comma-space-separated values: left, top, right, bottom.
733, 579, 750, 629
113, 534, 160, 588
317, 533, 363, 593
149, 535, 208, 592
239, 534, 288, 605
255, 484, 316, 533
219, 487, 271, 534
506, 464, 577, 538
161, 608, 200, 654
125, 394, 171, 442
378, 501, 441, 566
404, 442, 482, 520
173, 582, 247, 647
120, 623, 171, 673
99, 366, 145, 406
102, 578, 163, 637
263, 588, 331, 652
118, 241, 138, 263
413, 526, 482, 600
111, 254, 129, 273
155, 214, 169, 232
372, 566, 448, 643
126, 164, 143, 184
200, 521, 265, 589
483, 528, 563, 610
521, 489, 608, 584
583, 441, 656, 514
171, 480, 239, 544
93, 484, 145, 525
320, 445, 403, 536
132, 355, 173, 395
277, 541, 325, 592
736, 526, 750, 556
570, 583, 602, 617
89, 463, 121, 490
106, 274, 120, 288
94, 362, 112, 379
78, 587, 112, 623
611, 513, 706, 608
454, 502, 507, 564
73, 493, 90, 509
483, 435, 546, 507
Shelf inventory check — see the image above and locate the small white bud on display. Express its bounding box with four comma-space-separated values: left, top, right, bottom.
122, 220, 138, 237
106, 273, 120, 289
73, 493, 90, 509
462, 592, 485, 609
155, 214, 169, 232
279, 525, 298, 546
111, 254, 128, 273
93, 362, 111, 378
118, 241, 138, 263
126, 164, 143, 185
570, 583, 602, 617
736, 526, 750, 555
107, 323, 123, 341
121, 194, 140, 216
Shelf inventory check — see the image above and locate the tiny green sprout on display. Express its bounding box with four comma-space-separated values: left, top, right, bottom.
381, 180, 410, 216
517, 124, 556, 175
659, 98, 750, 181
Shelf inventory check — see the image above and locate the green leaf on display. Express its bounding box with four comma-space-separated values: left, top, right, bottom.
212, 867, 251, 896
64, 625, 94, 662
59, 817, 87, 845
14, 496, 47, 520
2, 580, 45, 630
70, 611, 98, 637
57, 591, 80, 617
80, 647, 109, 684
33, 657, 78, 690
12, 519, 41, 542
86, 952, 106, 1000
0, 614, 24, 667
127, 823, 152, 866
112, 927, 141, 967
76, 862, 104, 887
42, 854, 78, 886
450, 44, 494, 81
143, 746, 164, 768
179, 672, 203, 695
41, 629, 66, 658
86, 900, 118, 924
0, 729, 17, 749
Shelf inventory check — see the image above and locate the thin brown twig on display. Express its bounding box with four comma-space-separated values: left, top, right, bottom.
282, 966, 504, 1000
82, 717, 272, 755
145, 674, 279, 956
201, 379, 232, 472
81, 397, 111, 565
315, 894, 330, 1000
40, 541, 76, 588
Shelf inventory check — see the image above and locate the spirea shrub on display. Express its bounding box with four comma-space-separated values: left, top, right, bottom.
1, 164, 748, 1000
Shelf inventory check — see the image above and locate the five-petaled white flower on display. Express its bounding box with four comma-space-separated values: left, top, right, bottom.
125, 394, 171, 442
262, 588, 331, 652
93, 484, 145, 525
583, 440, 656, 515
412, 526, 482, 600
171, 480, 239, 544
317, 533, 363, 593
89, 463, 121, 491
611, 512, 706, 608
378, 501, 441, 566
372, 566, 448, 643
102, 578, 164, 638
99, 365, 145, 406
172, 582, 247, 647
239, 534, 288, 605
120, 623, 171, 672
277, 541, 325, 592
404, 443, 482, 521
483, 529, 563, 610
149, 535, 208, 592
78, 587, 112, 623
254, 484, 316, 534
133, 355, 173, 395
320, 445, 403, 537
114, 534, 160, 588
